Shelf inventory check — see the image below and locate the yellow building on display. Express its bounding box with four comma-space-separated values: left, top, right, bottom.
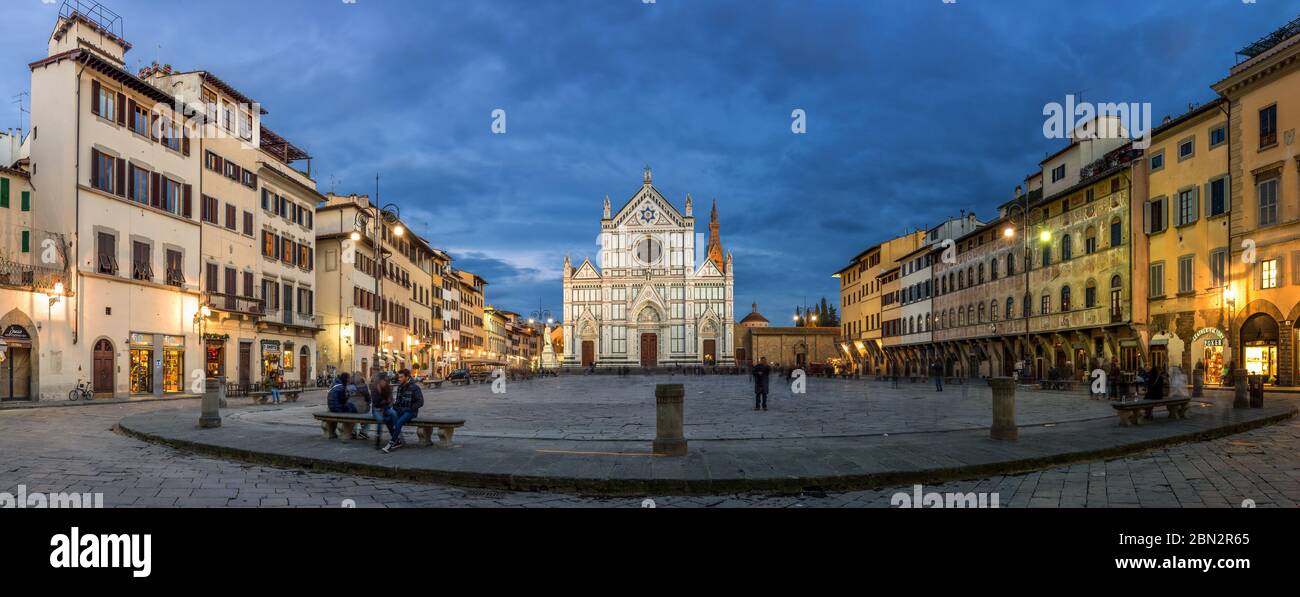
456, 270, 487, 363
1214, 19, 1300, 385
834, 231, 924, 376
1143, 99, 1232, 384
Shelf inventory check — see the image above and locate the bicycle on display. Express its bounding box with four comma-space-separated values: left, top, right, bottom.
67, 380, 93, 401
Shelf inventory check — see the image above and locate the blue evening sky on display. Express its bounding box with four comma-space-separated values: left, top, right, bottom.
1, 0, 1295, 322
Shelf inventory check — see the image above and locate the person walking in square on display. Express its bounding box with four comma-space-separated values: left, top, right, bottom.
752, 357, 772, 411
931, 360, 943, 392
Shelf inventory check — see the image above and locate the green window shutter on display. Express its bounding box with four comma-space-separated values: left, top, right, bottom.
21, 230, 30, 253
21, 191, 30, 212
1, 177, 9, 208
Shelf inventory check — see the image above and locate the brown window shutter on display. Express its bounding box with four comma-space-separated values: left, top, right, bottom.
91, 80, 101, 116
90, 149, 101, 188
127, 99, 137, 128
182, 127, 190, 156
183, 184, 193, 218
127, 165, 135, 199
115, 157, 126, 197
116, 92, 126, 126
151, 173, 161, 207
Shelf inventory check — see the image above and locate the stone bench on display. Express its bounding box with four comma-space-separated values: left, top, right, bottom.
1111, 398, 1191, 427
421, 380, 444, 390
313, 412, 467, 447
251, 389, 303, 404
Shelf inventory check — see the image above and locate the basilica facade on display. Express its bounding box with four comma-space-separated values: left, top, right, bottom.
562, 169, 735, 369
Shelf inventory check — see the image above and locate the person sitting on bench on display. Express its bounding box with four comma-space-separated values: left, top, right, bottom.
383, 369, 425, 454
326, 373, 368, 440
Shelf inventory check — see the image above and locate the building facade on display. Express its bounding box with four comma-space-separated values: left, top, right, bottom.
1214, 20, 1300, 386
834, 231, 924, 376
562, 169, 734, 369
26, 12, 204, 400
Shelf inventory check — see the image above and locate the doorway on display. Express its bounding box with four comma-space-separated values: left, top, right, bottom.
1, 345, 31, 401
581, 341, 595, 367
703, 339, 717, 364
238, 343, 252, 387
299, 346, 310, 385
93, 339, 114, 396
640, 334, 658, 368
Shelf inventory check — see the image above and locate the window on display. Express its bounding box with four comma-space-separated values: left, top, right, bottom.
1040, 294, 1050, 315
1262, 259, 1279, 289
1005, 297, 1014, 320
1176, 188, 1197, 226
1085, 227, 1097, 254
20, 230, 29, 253
1051, 164, 1066, 183
201, 195, 219, 225
1110, 217, 1122, 247
92, 81, 118, 122
132, 241, 153, 282
20, 191, 29, 212
0, 178, 7, 208
1111, 275, 1123, 319
1062, 234, 1073, 260
990, 259, 998, 281
96, 232, 117, 275
1260, 105, 1278, 148
225, 204, 237, 231
1150, 263, 1165, 297
1208, 176, 1229, 217
1210, 125, 1226, 148
1210, 249, 1227, 288
1178, 255, 1194, 294
90, 149, 122, 196
129, 165, 150, 205
1041, 244, 1051, 267
166, 249, 184, 287
1085, 281, 1097, 308
130, 102, 150, 137
1060, 286, 1072, 311
1258, 178, 1279, 226
262, 231, 276, 258
1006, 254, 1015, 276
1146, 197, 1167, 233
243, 211, 253, 236
1150, 151, 1165, 172
1177, 137, 1195, 161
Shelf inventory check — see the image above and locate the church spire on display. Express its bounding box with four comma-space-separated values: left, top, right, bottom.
706, 199, 725, 272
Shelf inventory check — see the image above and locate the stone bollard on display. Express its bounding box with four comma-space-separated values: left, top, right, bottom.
987, 378, 1018, 441
200, 376, 224, 429
653, 384, 687, 456
1233, 369, 1249, 409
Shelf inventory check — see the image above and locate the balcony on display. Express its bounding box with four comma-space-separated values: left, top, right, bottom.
206, 293, 265, 318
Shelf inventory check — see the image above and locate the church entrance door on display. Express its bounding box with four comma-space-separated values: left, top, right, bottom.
640, 334, 658, 368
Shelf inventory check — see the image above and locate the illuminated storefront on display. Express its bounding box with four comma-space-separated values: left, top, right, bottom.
261, 340, 281, 379
1240, 314, 1280, 384
162, 336, 185, 393
129, 333, 154, 394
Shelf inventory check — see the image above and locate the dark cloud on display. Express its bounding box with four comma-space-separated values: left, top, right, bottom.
3, 0, 1295, 319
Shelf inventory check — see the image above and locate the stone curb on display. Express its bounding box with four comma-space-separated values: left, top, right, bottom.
116, 405, 1298, 497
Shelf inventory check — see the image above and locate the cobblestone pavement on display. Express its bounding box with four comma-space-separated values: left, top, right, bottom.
295, 376, 1118, 440
1, 393, 1297, 508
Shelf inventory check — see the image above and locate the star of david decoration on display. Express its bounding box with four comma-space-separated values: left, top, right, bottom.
639, 207, 657, 224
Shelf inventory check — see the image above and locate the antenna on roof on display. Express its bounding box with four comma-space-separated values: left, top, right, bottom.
12, 92, 28, 137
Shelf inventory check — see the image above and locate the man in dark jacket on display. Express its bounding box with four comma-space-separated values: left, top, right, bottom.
752, 357, 772, 411
383, 369, 425, 453
931, 360, 943, 392
327, 372, 352, 412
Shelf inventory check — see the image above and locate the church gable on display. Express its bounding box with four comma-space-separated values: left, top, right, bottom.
695, 259, 724, 278
611, 170, 686, 229
630, 283, 666, 311
572, 259, 602, 280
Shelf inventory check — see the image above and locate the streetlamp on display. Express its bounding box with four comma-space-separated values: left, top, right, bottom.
353, 201, 401, 377
1003, 202, 1052, 381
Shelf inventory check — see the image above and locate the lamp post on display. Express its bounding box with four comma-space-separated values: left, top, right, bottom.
352, 198, 401, 448
529, 308, 552, 372
1003, 203, 1051, 382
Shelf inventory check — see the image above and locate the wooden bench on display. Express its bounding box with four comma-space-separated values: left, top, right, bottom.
251, 389, 303, 404
313, 412, 467, 447
421, 380, 444, 390
1112, 398, 1191, 427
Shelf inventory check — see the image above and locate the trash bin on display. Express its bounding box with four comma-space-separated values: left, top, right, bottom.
1248, 375, 1265, 409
